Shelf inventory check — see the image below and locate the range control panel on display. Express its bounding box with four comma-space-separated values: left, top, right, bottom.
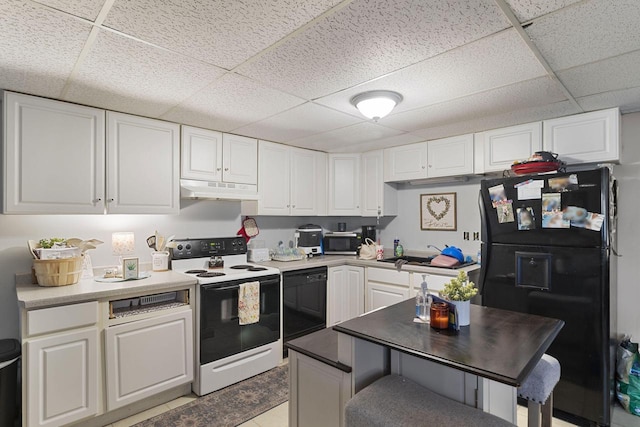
170, 237, 247, 260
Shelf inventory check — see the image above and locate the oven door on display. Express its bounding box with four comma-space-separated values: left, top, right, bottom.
199, 274, 280, 365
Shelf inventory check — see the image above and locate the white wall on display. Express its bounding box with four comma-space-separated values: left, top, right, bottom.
613, 112, 640, 339
382, 178, 482, 258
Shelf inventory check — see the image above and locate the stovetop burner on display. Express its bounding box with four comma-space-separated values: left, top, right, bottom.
230, 265, 253, 269
185, 269, 207, 274
196, 272, 226, 278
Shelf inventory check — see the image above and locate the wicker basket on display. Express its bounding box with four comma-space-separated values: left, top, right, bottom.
33, 256, 83, 287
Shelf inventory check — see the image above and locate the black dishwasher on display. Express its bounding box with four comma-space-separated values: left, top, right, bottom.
283, 267, 327, 354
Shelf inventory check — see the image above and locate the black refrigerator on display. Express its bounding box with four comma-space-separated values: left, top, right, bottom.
479, 167, 617, 426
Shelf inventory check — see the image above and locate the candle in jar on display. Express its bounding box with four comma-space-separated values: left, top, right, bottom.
430, 302, 449, 329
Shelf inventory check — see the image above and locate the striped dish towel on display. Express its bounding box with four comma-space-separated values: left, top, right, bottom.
238, 281, 260, 325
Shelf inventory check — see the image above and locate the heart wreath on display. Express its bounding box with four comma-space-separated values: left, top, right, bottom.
426, 196, 450, 221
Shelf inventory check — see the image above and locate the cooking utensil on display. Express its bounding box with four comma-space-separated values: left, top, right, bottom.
27, 240, 39, 259
146, 235, 156, 249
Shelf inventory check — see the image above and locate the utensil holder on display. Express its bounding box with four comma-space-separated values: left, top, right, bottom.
151, 251, 169, 271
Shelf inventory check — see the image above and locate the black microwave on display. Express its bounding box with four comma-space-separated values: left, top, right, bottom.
323, 233, 362, 255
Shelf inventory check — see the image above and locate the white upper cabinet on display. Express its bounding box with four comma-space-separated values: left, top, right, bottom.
3, 91, 106, 214
222, 134, 258, 184
243, 141, 324, 216
290, 147, 317, 215
383, 142, 428, 182
361, 150, 397, 217
181, 126, 223, 182
106, 112, 180, 214
328, 153, 361, 216
543, 108, 620, 164
182, 127, 257, 185
475, 122, 542, 173
426, 134, 474, 177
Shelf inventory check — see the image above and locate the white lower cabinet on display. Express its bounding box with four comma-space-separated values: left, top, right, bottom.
104, 309, 193, 411
365, 268, 411, 312
327, 266, 364, 326
26, 328, 98, 427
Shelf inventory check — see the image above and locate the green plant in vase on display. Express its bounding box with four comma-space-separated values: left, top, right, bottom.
442, 270, 477, 301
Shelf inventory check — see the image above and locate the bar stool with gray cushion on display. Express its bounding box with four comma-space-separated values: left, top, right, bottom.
518, 354, 561, 427
345, 374, 515, 426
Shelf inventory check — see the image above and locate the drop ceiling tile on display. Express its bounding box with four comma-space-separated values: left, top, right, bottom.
384, 77, 568, 133
411, 101, 579, 141
316, 28, 547, 116
577, 86, 640, 114
161, 73, 306, 132
288, 122, 404, 152
525, 0, 640, 71
0, 0, 91, 98
237, 0, 510, 99
64, 29, 227, 118
33, 0, 105, 21
103, 0, 342, 70
328, 132, 425, 153
233, 102, 363, 143
503, 0, 581, 22
558, 50, 640, 98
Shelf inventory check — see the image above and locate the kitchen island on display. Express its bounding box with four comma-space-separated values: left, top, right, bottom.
331, 300, 564, 424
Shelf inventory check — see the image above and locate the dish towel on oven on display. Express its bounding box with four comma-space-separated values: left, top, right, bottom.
238, 281, 260, 325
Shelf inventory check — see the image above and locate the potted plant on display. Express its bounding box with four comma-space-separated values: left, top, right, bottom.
441, 270, 478, 326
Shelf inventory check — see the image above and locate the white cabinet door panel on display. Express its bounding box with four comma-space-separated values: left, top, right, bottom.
479, 122, 542, 173
367, 282, 409, 312
106, 112, 180, 214
105, 310, 193, 411
291, 148, 317, 215
27, 328, 98, 427
328, 154, 360, 215
383, 142, 427, 182
543, 108, 619, 164
426, 134, 474, 177
257, 141, 291, 215
327, 267, 345, 326
4, 91, 105, 214
345, 267, 365, 320
223, 134, 258, 184
181, 126, 222, 181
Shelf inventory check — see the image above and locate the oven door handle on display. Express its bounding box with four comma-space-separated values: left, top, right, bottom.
203, 284, 240, 292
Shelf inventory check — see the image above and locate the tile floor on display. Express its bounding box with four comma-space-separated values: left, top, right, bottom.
109, 393, 637, 427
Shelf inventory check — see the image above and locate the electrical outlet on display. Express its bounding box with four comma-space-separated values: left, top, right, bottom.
473, 232, 480, 241
463, 231, 469, 240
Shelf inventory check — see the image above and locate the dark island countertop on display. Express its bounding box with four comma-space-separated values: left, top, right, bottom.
285, 327, 352, 373
333, 300, 564, 387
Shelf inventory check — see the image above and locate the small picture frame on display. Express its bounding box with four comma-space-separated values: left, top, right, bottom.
421, 193, 457, 231
122, 257, 139, 280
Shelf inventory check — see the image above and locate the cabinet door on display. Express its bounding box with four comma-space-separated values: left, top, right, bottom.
328, 154, 361, 216
105, 309, 193, 411
223, 134, 258, 184
543, 108, 620, 164
106, 112, 180, 214
315, 151, 328, 216
327, 267, 345, 326
181, 125, 223, 181
257, 141, 291, 215
383, 142, 427, 182
345, 266, 365, 320
366, 282, 410, 312
27, 328, 98, 427
423, 273, 454, 294
4, 92, 105, 214
291, 147, 317, 215
478, 122, 542, 173
426, 134, 474, 177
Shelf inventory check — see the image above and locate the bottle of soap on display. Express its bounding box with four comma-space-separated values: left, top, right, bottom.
420, 275, 431, 323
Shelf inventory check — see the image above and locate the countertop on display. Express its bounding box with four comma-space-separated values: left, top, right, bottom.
16, 270, 197, 309
333, 299, 564, 387
257, 254, 480, 276
285, 327, 351, 373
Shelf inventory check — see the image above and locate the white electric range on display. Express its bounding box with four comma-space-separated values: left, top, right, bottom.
171, 237, 281, 396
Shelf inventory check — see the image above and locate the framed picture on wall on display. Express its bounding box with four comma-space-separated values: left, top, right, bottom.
420, 192, 457, 231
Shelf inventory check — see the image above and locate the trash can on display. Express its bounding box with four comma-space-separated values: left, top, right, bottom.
0, 339, 20, 427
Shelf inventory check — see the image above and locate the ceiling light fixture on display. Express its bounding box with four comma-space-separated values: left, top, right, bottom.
350, 90, 403, 121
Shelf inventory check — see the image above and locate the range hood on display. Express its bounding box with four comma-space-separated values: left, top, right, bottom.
180, 179, 259, 201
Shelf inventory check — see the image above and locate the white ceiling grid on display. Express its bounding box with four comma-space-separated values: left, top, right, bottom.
0, 0, 638, 152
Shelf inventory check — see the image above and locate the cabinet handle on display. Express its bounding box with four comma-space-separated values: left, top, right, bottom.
292, 205, 296, 208
216, 168, 222, 171
224, 168, 229, 171
107, 198, 114, 203
287, 204, 290, 208
428, 164, 432, 168
422, 165, 426, 169
93, 198, 102, 203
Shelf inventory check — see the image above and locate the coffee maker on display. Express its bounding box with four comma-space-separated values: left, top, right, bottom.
294, 224, 323, 256
362, 225, 376, 242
